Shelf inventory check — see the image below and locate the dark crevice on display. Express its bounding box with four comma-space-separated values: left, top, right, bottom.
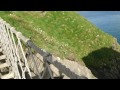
82, 47, 120, 79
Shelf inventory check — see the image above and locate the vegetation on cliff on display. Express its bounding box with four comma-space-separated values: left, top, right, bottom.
0, 11, 120, 78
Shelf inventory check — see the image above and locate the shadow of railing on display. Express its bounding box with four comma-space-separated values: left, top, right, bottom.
82, 47, 120, 79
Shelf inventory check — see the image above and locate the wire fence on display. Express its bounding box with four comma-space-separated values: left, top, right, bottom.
0, 18, 87, 79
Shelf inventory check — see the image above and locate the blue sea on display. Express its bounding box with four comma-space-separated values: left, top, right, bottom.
79, 11, 120, 43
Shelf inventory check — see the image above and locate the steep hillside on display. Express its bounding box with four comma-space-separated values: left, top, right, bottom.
0, 11, 120, 78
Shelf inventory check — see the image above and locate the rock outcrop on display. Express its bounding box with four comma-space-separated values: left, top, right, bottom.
28, 53, 96, 79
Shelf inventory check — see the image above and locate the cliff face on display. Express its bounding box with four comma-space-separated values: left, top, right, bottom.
0, 11, 120, 79
83, 38, 120, 79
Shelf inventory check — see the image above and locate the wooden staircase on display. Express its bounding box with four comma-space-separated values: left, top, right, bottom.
0, 45, 14, 79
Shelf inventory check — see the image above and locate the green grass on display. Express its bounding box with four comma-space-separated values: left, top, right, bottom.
0, 11, 119, 66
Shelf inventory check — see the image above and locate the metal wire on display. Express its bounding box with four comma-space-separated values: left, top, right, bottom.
0, 17, 88, 79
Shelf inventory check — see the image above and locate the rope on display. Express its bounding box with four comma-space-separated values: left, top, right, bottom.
27, 40, 87, 79
0, 18, 32, 79
0, 17, 88, 79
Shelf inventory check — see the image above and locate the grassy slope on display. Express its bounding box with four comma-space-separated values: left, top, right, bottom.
0, 11, 119, 67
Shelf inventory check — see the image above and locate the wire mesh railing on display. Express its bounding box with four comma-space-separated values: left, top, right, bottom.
0, 17, 87, 79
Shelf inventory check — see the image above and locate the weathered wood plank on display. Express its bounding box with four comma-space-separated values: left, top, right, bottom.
0, 63, 9, 69
0, 55, 6, 60
1, 72, 14, 79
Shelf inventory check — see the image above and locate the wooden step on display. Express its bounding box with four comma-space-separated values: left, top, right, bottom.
0, 48, 2, 52
0, 55, 6, 60
1, 72, 14, 79
0, 63, 9, 69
